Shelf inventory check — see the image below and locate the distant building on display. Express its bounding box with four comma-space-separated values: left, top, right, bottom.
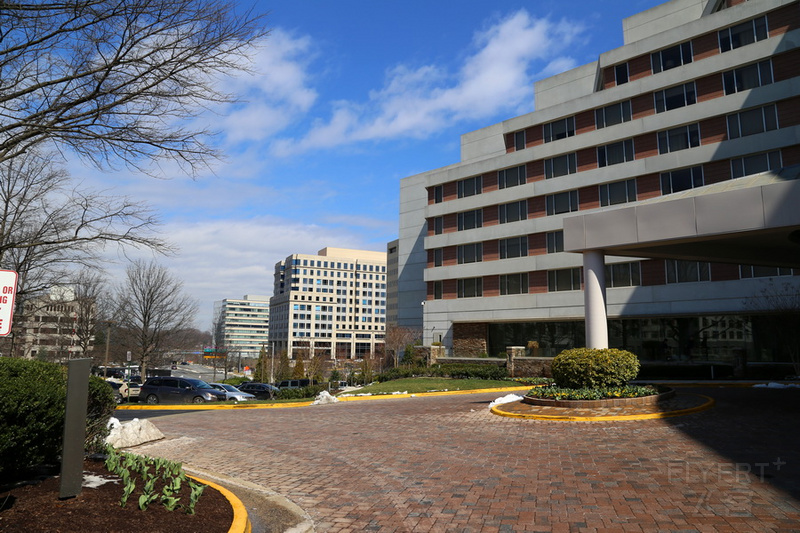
212, 295, 270, 359
386, 239, 399, 328
14, 287, 89, 360
269, 247, 388, 359
398, 0, 800, 368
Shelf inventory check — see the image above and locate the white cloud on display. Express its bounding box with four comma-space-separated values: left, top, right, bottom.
270, 9, 584, 156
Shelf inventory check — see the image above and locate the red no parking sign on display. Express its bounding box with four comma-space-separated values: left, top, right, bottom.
0, 270, 18, 336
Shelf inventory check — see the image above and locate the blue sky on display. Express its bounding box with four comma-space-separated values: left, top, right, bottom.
79, 0, 664, 329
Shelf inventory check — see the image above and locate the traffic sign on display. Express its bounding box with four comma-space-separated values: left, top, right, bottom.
0, 270, 18, 336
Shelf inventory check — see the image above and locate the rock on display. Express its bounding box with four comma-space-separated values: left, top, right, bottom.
105, 417, 164, 448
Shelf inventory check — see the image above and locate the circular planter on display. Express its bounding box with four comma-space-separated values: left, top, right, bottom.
522, 386, 674, 409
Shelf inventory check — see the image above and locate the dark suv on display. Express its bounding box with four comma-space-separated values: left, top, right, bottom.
237, 382, 279, 399
140, 377, 226, 404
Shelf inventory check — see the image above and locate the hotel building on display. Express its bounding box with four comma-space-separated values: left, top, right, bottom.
397, 0, 800, 366
269, 247, 388, 359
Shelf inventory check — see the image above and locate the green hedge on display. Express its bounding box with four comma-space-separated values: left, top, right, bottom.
0, 358, 67, 477
0, 358, 117, 479
276, 384, 327, 400
551, 348, 640, 389
376, 363, 508, 382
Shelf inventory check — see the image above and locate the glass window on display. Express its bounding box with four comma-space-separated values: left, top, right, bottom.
499, 200, 527, 224
457, 209, 483, 231
599, 179, 637, 206
546, 191, 579, 216
614, 63, 629, 85
723, 60, 773, 95
604, 262, 641, 287
433, 248, 443, 267
719, 16, 768, 52
499, 236, 528, 259
666, 260, 710, 283
595, 101, 632, 129
457, 243, 483, 264
457, 176, 482, 198
548, 268, 582, 292
500, 273, 529, 295
499, 165, 526, 189
546, 231, 564, 253
457, 278, 483, 298
661, 166, 704, 194
652, 42, 693, 73
740, 265, 793, 278
434, 216, 443, 235
433, 280, 443, 299
654, 82, 696, 113
658, 124, 700, 154
544, 153, 577, 179
514, 130, 526, 151
597, 139, 634, 167
433, 185, 443, 203
731, 150, 781, 179
727, 105, 778, 139
543, 116, 575, 143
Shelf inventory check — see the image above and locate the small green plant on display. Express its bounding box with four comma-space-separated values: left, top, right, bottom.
527, 384, 658, 400
104, 447, 206, 513
551, 348, 640, 389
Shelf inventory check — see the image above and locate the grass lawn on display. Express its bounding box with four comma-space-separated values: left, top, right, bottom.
342, 377, 525, 395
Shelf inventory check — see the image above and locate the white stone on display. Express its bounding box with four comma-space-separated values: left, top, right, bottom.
105, 418, 164, 448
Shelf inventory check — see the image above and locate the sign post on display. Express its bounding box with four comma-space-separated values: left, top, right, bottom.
0, 270, 18, 337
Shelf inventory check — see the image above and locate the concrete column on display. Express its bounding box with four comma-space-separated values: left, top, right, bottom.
583, 250, 608, 349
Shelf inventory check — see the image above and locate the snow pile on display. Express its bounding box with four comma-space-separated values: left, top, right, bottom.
312, 390, 340, 405
753, 382, 800, 389
488, 394, 523, 409
105, 417, 164, 448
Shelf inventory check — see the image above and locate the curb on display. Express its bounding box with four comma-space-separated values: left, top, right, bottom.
186, 473, 251, 533
184, 467, 314, 533
490, 393, 715, 421
115, 386, 534, 410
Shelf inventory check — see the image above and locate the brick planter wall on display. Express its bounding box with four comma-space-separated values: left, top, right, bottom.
522, 387, 675, 408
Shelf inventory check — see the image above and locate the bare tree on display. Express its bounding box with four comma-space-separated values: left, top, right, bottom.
0, 151, 169, 298
113, 260, 198, 378
383, 325, 421, 367
71, 268, 109, 357
0, 0, 267, 175
747, 281, 800, 377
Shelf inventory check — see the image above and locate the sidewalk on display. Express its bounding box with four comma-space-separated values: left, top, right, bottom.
131, 385, 800, 532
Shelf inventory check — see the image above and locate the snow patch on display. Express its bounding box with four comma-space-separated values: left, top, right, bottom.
753, 382, 800, 389
489, 394, 523, 408
83, 473, 119, 489
312, 390, 340, 405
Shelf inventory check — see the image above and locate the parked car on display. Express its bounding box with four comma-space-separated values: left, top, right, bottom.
237, 382, 279, 399
208, 383, 256, 401
277, 379, 317, 390
140, 377, 226, 404
106, 381, 125, 404
124, 380, 141, 398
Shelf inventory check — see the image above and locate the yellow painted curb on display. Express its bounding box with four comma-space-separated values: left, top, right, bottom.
115, 386, 533, 410
490, 394, 715, 421
187, 474, 251, 533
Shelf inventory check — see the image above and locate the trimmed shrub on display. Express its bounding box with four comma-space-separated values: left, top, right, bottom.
86, 375, 117, 453
222, 376, 251, 386
376, 363, 508, 382
551, 348, 640, 389
276, 383, 327, 400
0, 358, 67, 477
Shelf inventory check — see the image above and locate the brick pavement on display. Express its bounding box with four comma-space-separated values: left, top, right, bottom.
133, 386, 800, 532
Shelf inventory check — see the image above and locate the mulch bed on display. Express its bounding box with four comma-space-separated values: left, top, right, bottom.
0, 459, 233, 533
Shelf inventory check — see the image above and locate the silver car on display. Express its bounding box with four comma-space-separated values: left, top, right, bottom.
209, 383, 256, 401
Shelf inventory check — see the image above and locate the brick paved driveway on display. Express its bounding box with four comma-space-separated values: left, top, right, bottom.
136, 386, 800, 532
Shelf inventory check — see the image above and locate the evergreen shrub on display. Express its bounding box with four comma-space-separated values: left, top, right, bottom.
0, 358, 67, 477
85, 375, 117, 453
551, 348, 640, 389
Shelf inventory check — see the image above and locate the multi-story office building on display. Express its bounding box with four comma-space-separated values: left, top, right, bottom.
269, 247, 388, 359
12, 288, 88, 360
398, 0, 800, 365
212, 295, 270, 359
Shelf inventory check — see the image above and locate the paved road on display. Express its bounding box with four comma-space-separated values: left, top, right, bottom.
131, 387, 800, 532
